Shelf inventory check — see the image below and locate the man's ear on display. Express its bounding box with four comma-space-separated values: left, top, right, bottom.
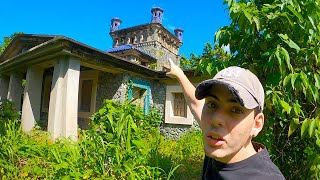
251, 113, 264, 137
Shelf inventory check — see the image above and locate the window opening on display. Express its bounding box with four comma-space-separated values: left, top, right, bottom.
173, 93, 187, 117
80, 80, 93, 112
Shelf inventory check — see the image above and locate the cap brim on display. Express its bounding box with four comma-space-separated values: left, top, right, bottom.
195, 79, 259, 109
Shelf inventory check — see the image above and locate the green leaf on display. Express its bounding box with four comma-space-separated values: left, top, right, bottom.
275, 48, 284, 75
315, 73, 320, 89
301, 119, 309, 138
308, 15, 316, 30
300, 71, 309, 89
238, 14, 246, 29
287, 39, 300, 52
278, 33, 288, 40
132, 140, 144, 147
206, 63, 213, 75
279, 99, 292, 114
252, 16, 260, 31
243, 10, 253, 23
283, 74, 292, 87
293, 102, 303, 116
278, 33, 300, 52
280, 47, 293, 72
280, 12, 293, 26
288, 118, 299, 137
287, 5, 303, 21
291, 73, 299, 90
194, 64, 201, 75
215, 29, 222, 42
309, 118, 316, 137
311, 85, 319, 102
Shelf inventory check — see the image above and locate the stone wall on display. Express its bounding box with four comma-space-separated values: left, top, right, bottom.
137, 43, 180, 70
160, 119, 200, 140
94, 72, 197, 140
95, 72, 129, 110
96, 72, 167, 116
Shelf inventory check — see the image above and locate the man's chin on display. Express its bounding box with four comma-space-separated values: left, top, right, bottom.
204, 145, 226, 160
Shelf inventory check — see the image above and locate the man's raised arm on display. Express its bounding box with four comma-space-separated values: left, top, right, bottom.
166, 58, 204, 123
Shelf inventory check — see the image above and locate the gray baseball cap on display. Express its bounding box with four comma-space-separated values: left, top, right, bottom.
195, 66, 264, 110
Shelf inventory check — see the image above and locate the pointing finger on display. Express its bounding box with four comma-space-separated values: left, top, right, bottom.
168, 58, 175, 67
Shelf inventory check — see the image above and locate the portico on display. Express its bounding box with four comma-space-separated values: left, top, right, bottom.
0, 34, 165, 140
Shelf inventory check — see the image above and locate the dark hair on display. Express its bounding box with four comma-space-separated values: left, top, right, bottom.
254, 106, 262, 117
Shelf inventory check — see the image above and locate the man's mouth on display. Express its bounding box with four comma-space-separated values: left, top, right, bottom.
206, 135, 225, 146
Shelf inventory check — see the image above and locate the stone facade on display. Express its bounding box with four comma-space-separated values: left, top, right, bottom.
160, 117, 200, 140
95, 71, 198, 140
109, 7, 183, 71
160, 124, 192, 140
110, 27, 181, 70
95, 72, 166, 117
137, 42, 180, 70
96, 72, 128, 110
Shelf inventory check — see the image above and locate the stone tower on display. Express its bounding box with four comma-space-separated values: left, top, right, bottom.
151, 7, 163, 24
174, 28, 184, 42
110, 18, 122, 32
109, 7, 183, 70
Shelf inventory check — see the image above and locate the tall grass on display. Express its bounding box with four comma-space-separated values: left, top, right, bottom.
0, 99, 203, 179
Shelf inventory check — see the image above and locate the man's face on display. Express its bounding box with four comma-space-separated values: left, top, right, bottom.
201, 84, 259, 163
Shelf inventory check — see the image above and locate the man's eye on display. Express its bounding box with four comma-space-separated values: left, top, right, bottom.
206, 102, 217, 108
231, 107, 243, 114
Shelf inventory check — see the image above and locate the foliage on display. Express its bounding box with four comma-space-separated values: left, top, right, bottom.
0, 99, 19, 120
0, 99, 20, 136
180, 55, 198, 70
89, 99, 165, 179
0, 100, 203, 179
180, 43, 231, 71
153, 129, 204, 180
194, 0, 320, 179
0, 32, 23, 55
148, 62, 158, 70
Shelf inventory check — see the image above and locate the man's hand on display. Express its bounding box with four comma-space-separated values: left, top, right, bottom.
166, 58, 184, 79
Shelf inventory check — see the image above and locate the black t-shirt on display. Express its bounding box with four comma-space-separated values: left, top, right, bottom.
202, 143, 285, 180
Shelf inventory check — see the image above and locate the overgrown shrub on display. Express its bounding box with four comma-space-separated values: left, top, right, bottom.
153, 129, 204, 180
88, 100, 167, 179
0, 99, 204, 179
0, 99, 20, 135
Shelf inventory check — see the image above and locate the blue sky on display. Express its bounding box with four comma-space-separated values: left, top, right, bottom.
1, 0, 230, 57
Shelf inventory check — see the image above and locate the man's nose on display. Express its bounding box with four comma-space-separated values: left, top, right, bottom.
210, 110, 225, 127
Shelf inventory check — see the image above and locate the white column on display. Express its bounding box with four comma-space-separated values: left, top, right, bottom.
47, 57, 80, 140
7, 73, 23, 111
21, 66, 44, 132
0, 75, 9, 100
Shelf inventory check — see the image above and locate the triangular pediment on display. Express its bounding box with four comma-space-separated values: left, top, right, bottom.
0, 34, 57, 63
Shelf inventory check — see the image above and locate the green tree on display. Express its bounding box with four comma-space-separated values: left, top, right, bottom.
0, 32, 23, 55
197, 0, 320, 179
180, 43, 231, 72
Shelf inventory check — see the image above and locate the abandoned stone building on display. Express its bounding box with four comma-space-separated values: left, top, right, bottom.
0, 7, 200, 140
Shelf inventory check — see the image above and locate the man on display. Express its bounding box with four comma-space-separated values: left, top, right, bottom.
166, 59, 285, 179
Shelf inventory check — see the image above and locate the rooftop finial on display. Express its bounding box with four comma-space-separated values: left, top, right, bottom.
151, 7, 164, 24
174, 28, 184, 42
110, 17, 122, 32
